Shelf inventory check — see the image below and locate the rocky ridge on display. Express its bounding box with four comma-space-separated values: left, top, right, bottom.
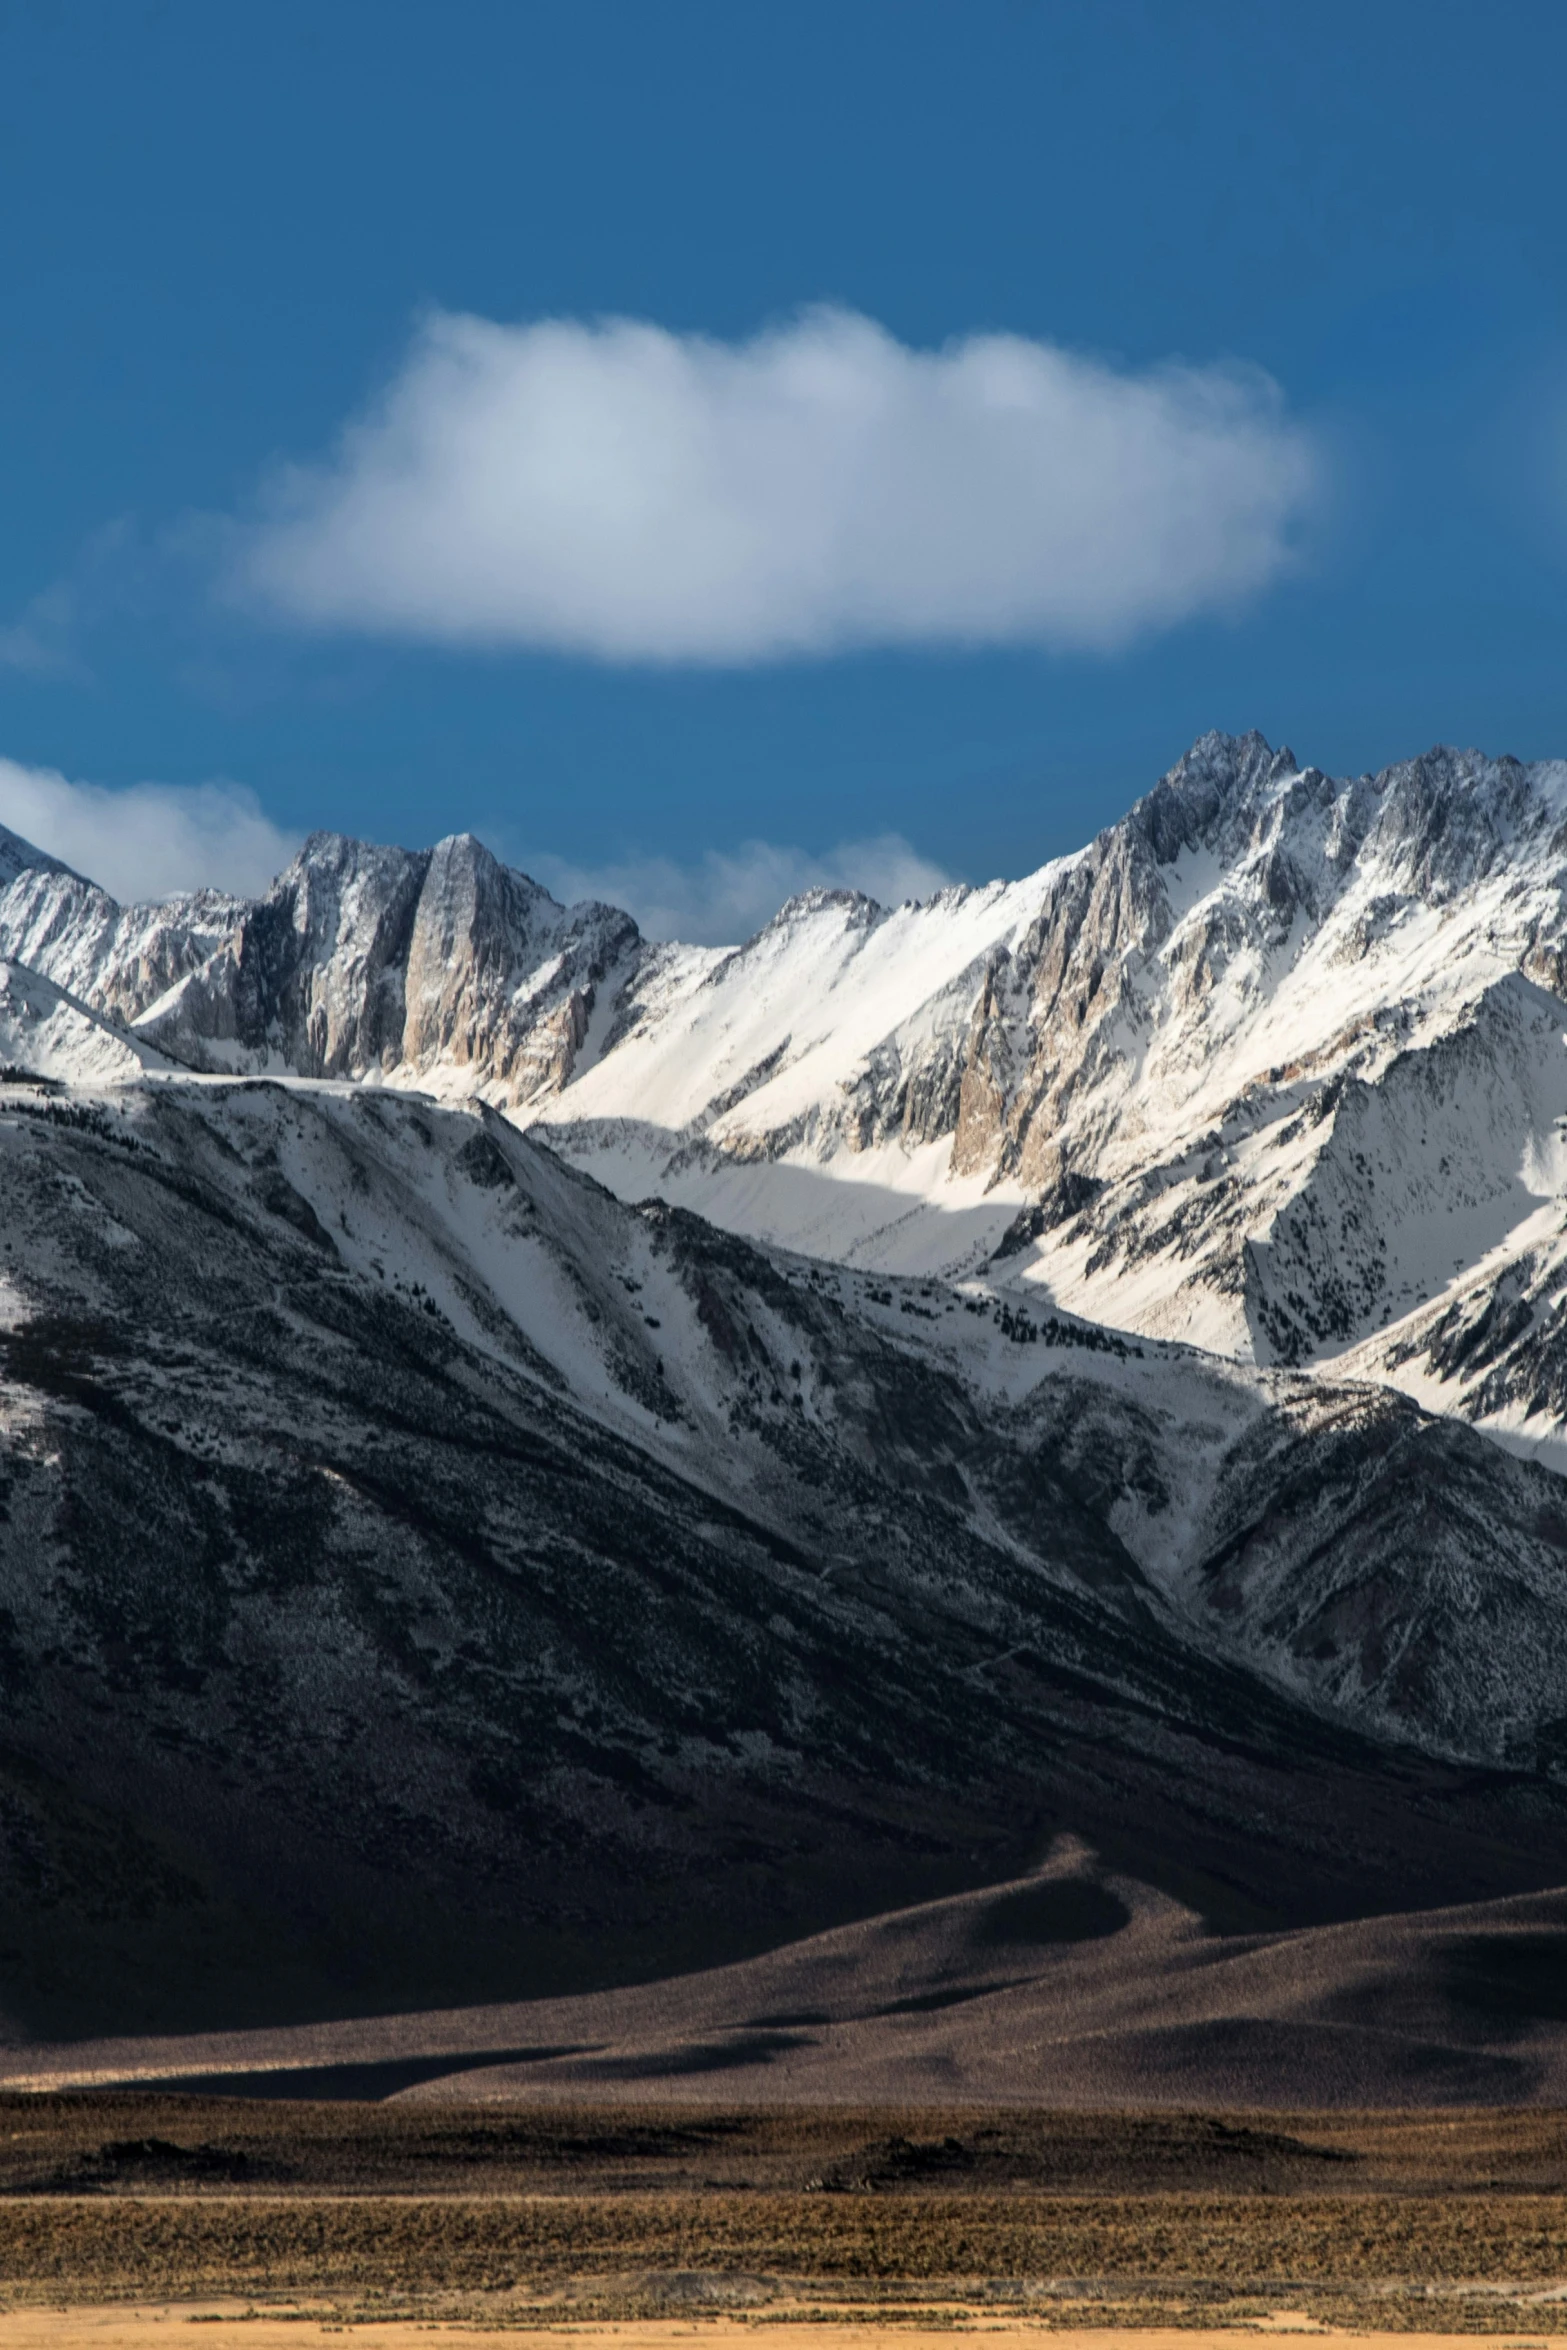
0, 828, 638, 1104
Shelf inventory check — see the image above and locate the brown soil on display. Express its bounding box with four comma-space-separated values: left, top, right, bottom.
1, 2100, 1567, 2198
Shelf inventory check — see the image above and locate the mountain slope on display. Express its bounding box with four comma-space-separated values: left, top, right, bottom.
4, 1065, 1567, 2040
0, 958, 171, 1084
0, 821, 70, 893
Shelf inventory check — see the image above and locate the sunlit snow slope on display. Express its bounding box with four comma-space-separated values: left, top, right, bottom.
538, 732, 1567, 1453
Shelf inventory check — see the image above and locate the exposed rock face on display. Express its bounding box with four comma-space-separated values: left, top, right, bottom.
0, 830, 639, 1104
397, 831, 628, 1096
961, 735, 1567, 1375
949, 729, 1564, 1204
0, 864, 246, 1028
142, 832, 430, 1075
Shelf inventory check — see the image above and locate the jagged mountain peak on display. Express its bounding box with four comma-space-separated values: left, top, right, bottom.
757, 883, 887, 938
1127, 729, 1295, 861
1128, 734, 1567, 898
526, 730, 1567, 1440
12, 730, 1567, 1418
932, 735, 1567, 1379
1147, 724, 1296, 810
1360, 742, 1567, 900
286, 826, 428, 880
282, 823, 635, 934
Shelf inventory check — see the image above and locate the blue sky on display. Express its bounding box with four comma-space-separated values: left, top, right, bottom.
1, 0, 1565, 934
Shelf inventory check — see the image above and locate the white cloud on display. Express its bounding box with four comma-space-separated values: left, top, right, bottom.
0, 758, 298, 903
236, 306, 1321, 664
529, 832, 955, 946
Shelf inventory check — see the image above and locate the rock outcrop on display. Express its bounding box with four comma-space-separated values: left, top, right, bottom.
0, 829, 639, 1104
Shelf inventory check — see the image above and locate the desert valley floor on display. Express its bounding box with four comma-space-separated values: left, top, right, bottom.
0, 2093, 1564, 2334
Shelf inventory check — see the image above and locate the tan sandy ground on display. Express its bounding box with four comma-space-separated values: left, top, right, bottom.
0, 2316, 1559, 2350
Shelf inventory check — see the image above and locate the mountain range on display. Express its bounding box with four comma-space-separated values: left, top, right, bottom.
4, 729, 1567, 2090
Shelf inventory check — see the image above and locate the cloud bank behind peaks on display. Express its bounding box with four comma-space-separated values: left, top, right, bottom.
531, 832, 954, 947
0, 758, 299, 903
239, 307, 1322, 663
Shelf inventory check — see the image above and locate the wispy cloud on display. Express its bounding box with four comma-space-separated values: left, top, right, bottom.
528, 832, 955, 945
0, 757, 299, 903
0, 584, 81, 677
234, 306, 1321, 664
0, 523, 143, 680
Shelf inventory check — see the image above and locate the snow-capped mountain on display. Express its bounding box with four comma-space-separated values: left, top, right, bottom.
7, 733, 1567, 2035
9, 731, 1567, 1421
541, 732, 1567, 1409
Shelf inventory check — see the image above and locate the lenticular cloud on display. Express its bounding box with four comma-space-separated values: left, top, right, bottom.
240, 306, 1320, 663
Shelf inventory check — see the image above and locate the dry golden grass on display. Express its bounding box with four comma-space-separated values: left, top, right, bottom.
0, 2104, 1563, 2328
0, 2192, 1564, 2300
